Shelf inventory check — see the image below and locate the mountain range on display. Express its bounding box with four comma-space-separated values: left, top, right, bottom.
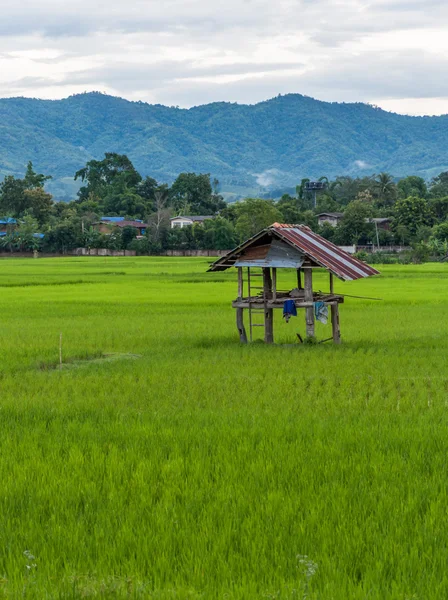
0, 91, 447, 200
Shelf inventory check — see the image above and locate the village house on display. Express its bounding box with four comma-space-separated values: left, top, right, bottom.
317, 212, 344, 227
0, 218, 17, 237
93, 217, 148, 236
170, 215, 214, 229
368, 217, 392, 231
318, 213, 392, 232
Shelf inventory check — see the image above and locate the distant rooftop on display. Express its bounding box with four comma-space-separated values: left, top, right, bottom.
317, 212, 344, 218
100, 216, 143, 223
170, 215, 214, 222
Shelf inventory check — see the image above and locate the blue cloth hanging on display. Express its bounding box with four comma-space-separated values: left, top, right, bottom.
283, 299, 297, 323
314, 301, 329, 325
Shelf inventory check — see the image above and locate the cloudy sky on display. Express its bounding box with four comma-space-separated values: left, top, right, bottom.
0, 0, 447, 115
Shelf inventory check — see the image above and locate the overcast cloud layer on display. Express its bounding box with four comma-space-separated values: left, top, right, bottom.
0, 0, 447, 115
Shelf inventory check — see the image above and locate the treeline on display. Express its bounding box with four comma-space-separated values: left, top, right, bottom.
2, 154, 448, 257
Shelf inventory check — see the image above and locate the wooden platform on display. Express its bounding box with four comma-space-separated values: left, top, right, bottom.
232, 293, 344, 309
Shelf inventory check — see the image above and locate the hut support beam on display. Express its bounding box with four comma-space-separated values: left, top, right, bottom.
331, 304, 341, 344
237, 267, 243, 300
304, 267, 315, 338
236, 308, 248, 343
272, 268, 277, 302
263, 267, 274, 344
329, 273, 341, 343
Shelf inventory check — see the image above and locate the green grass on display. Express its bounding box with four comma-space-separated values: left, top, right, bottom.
1, 257, 448, 598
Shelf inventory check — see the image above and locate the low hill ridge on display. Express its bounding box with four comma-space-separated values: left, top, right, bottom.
1, 91, 447, 199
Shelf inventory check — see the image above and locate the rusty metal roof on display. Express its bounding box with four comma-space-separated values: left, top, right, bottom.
208, 223, 380, 281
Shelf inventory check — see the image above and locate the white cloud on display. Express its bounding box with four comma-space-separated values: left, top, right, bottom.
354, 160, 370, 169
0, 0, 447, 114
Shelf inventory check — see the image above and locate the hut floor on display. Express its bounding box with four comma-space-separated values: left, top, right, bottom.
232, 291, 344, 309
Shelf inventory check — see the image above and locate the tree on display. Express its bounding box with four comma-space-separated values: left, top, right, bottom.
0, 176, 27, 215
394, 196, 434, 237
374, 172, 397, 206
315, 193, 339, 213
147, 189, 171, 247
431, 221, 448, 242
318, 222, 336, 242
121, 226, 138, 249
136, 176, 159, 204
23, 161, 52, 189
428, 196, 448, 221
334, 201, 374, 244
44, 222, 81, 254
296, 178, 311, 207
397, 176, 427, 199
0, 164, 53, 220
75, 153, 142, 201
330, 176, 375, 206
429, 172, 448, 199
15, 215, 42, 251
23, 188, 54, 225
199, 218, 236, 250
103, 187, 148, 219
234, 198, 282, 241
170, 173, 225, 215
278, 200, 303, 224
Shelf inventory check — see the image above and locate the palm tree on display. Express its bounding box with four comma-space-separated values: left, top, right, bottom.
375, 172, 396, 206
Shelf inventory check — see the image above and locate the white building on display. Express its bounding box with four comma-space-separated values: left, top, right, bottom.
170, 216, 214, 229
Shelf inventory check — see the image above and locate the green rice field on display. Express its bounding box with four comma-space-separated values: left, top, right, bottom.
1, 257, 448, 598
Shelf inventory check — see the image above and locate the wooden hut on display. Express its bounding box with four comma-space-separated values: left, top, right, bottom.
208, 223, 380, 344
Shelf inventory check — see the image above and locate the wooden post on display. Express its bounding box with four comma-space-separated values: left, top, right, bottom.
263, 268, 274, 344
272, 268, 277, 302
331, 303, 341, 344
297, 268, 302, 290
236, 308, 248, 343
329, 272, 341, 343
237, 267, 243, 300
304, 266, 315, 338
263, 267, 273, 299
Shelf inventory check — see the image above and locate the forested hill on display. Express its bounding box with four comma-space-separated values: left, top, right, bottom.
1, 91, 448, 199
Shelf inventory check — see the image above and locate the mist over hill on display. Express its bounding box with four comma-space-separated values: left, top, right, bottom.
1, 91, 447, 200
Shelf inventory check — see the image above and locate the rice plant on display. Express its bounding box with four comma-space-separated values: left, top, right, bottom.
0, 257, 447, 598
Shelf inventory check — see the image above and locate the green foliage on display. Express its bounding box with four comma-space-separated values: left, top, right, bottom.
394, 196, 434, 236
428, 171, 448, 198
397, 175, 427, 199
44, 221, 82, 253
428, 196, 448, 221
374, 172, 397, 206
75, 152, 142, 202
334, 200, 373, 244
234, 198, 282, 241
170, 172, 225, 215
431, 221, 448, 241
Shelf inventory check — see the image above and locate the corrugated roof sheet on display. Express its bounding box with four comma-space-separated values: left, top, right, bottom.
208, 223, 380, 281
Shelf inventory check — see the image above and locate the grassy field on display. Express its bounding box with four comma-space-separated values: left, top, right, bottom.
1, 257, 448, 599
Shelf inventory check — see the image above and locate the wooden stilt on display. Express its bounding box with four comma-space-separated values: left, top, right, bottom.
297, 268, 302, 290
331, 303, 341, 344
263, 268, 274, 343
272, 268, 277, 302
304, 266, 315, 338
237, 267, 243, 300
329, 272, 334, 294
236, 308, 248, 343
